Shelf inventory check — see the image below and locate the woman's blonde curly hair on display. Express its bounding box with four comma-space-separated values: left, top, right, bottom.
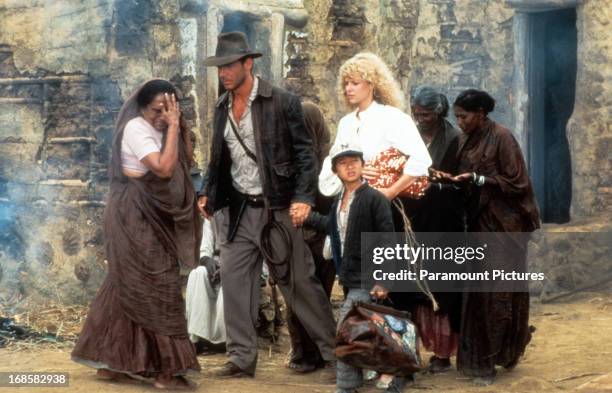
338, 52, 405, 110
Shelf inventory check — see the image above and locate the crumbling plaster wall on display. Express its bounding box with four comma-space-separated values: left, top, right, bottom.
0, 0, 198, 308
567, 0, 611, 219
0, 0, 609, 308
290, 0, 514, 131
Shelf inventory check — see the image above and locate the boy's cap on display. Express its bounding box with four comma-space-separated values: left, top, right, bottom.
330, 141, 363, 164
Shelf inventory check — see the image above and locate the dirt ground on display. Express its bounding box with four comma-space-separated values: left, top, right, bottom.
1, 292, 612, 393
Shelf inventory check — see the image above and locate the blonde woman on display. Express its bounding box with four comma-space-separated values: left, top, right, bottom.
319, 52, 431, 200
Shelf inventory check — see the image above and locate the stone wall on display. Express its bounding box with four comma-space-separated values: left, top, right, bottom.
567, 0, 611, 219
0, 0, 610, 308
0, 0, 198, 308
288, 0, 514, 130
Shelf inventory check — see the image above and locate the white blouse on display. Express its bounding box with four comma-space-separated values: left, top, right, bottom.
121, 117, 163, 174
319, 101, 432, 196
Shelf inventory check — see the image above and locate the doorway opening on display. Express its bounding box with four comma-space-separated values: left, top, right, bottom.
527, 8, 576, 223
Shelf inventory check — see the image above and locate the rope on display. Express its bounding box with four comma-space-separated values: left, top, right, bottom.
392, 198, 439, 312
259, 209, 293, 286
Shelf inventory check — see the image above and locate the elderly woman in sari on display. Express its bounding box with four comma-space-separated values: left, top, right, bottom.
439, 89, 540, 385
72, 80, 202, 390
400, 86, 463, 373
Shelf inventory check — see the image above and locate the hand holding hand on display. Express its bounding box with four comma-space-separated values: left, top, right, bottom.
430, 169, 453, 181
289, 202, 311, 227
450, 172, 473, 183
197, 196, 211, 219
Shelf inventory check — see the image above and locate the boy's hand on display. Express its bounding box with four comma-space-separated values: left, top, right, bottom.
370, 284, 389, 300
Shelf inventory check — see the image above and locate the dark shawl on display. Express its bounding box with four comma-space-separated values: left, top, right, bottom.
404, 118, 463, 233
429, 118, 461, 171
302, 102, 331, 169
393, 119, 463, 331
457, 119, 540, 233
302, 102, 333, 220
455, 119, 540, 377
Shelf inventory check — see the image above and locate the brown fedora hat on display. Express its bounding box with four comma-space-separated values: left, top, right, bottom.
204, 31, 262, 67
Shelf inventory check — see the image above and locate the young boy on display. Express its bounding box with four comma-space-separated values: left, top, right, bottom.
308, 142, 403, 393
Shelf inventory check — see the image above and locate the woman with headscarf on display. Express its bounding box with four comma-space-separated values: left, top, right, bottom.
71, 79, 202, 390
400, 86, 463, 373
441, 89, 540, 385
286, 102, 335, 373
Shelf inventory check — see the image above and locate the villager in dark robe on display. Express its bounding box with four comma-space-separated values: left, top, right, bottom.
286, 102, 336, 372
393, 86, 464, 372
71, 80, 202, 387
405, 118, 463, 232
450, 89, 540, 384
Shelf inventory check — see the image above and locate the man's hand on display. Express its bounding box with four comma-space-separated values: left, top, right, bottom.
289, 202, 311, 227
362, 165, 380, 182
370, 284, 389, 300
197, 196, 211, 219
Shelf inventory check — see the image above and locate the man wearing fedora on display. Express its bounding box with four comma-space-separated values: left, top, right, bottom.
197, 31, 336, 378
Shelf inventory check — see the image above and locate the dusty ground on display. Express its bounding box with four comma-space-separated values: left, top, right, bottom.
1, 292, 612, 393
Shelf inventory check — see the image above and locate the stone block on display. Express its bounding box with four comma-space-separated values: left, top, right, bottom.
46, 82, 92, 138
0, 103, 45, 144
0, 142, 44, 184
43, 142, 91, 180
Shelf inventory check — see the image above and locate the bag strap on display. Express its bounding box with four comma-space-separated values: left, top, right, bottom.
227, 115, 257, 163
354, 301, 411, 319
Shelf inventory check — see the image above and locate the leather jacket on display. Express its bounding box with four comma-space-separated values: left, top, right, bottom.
199, 78, 317, 211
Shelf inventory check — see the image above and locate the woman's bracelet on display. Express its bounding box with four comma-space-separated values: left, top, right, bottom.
472, 172, 486, 186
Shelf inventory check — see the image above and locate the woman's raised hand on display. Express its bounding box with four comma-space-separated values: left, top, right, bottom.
160, 93, 180, 131
362, 164, 380, 181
